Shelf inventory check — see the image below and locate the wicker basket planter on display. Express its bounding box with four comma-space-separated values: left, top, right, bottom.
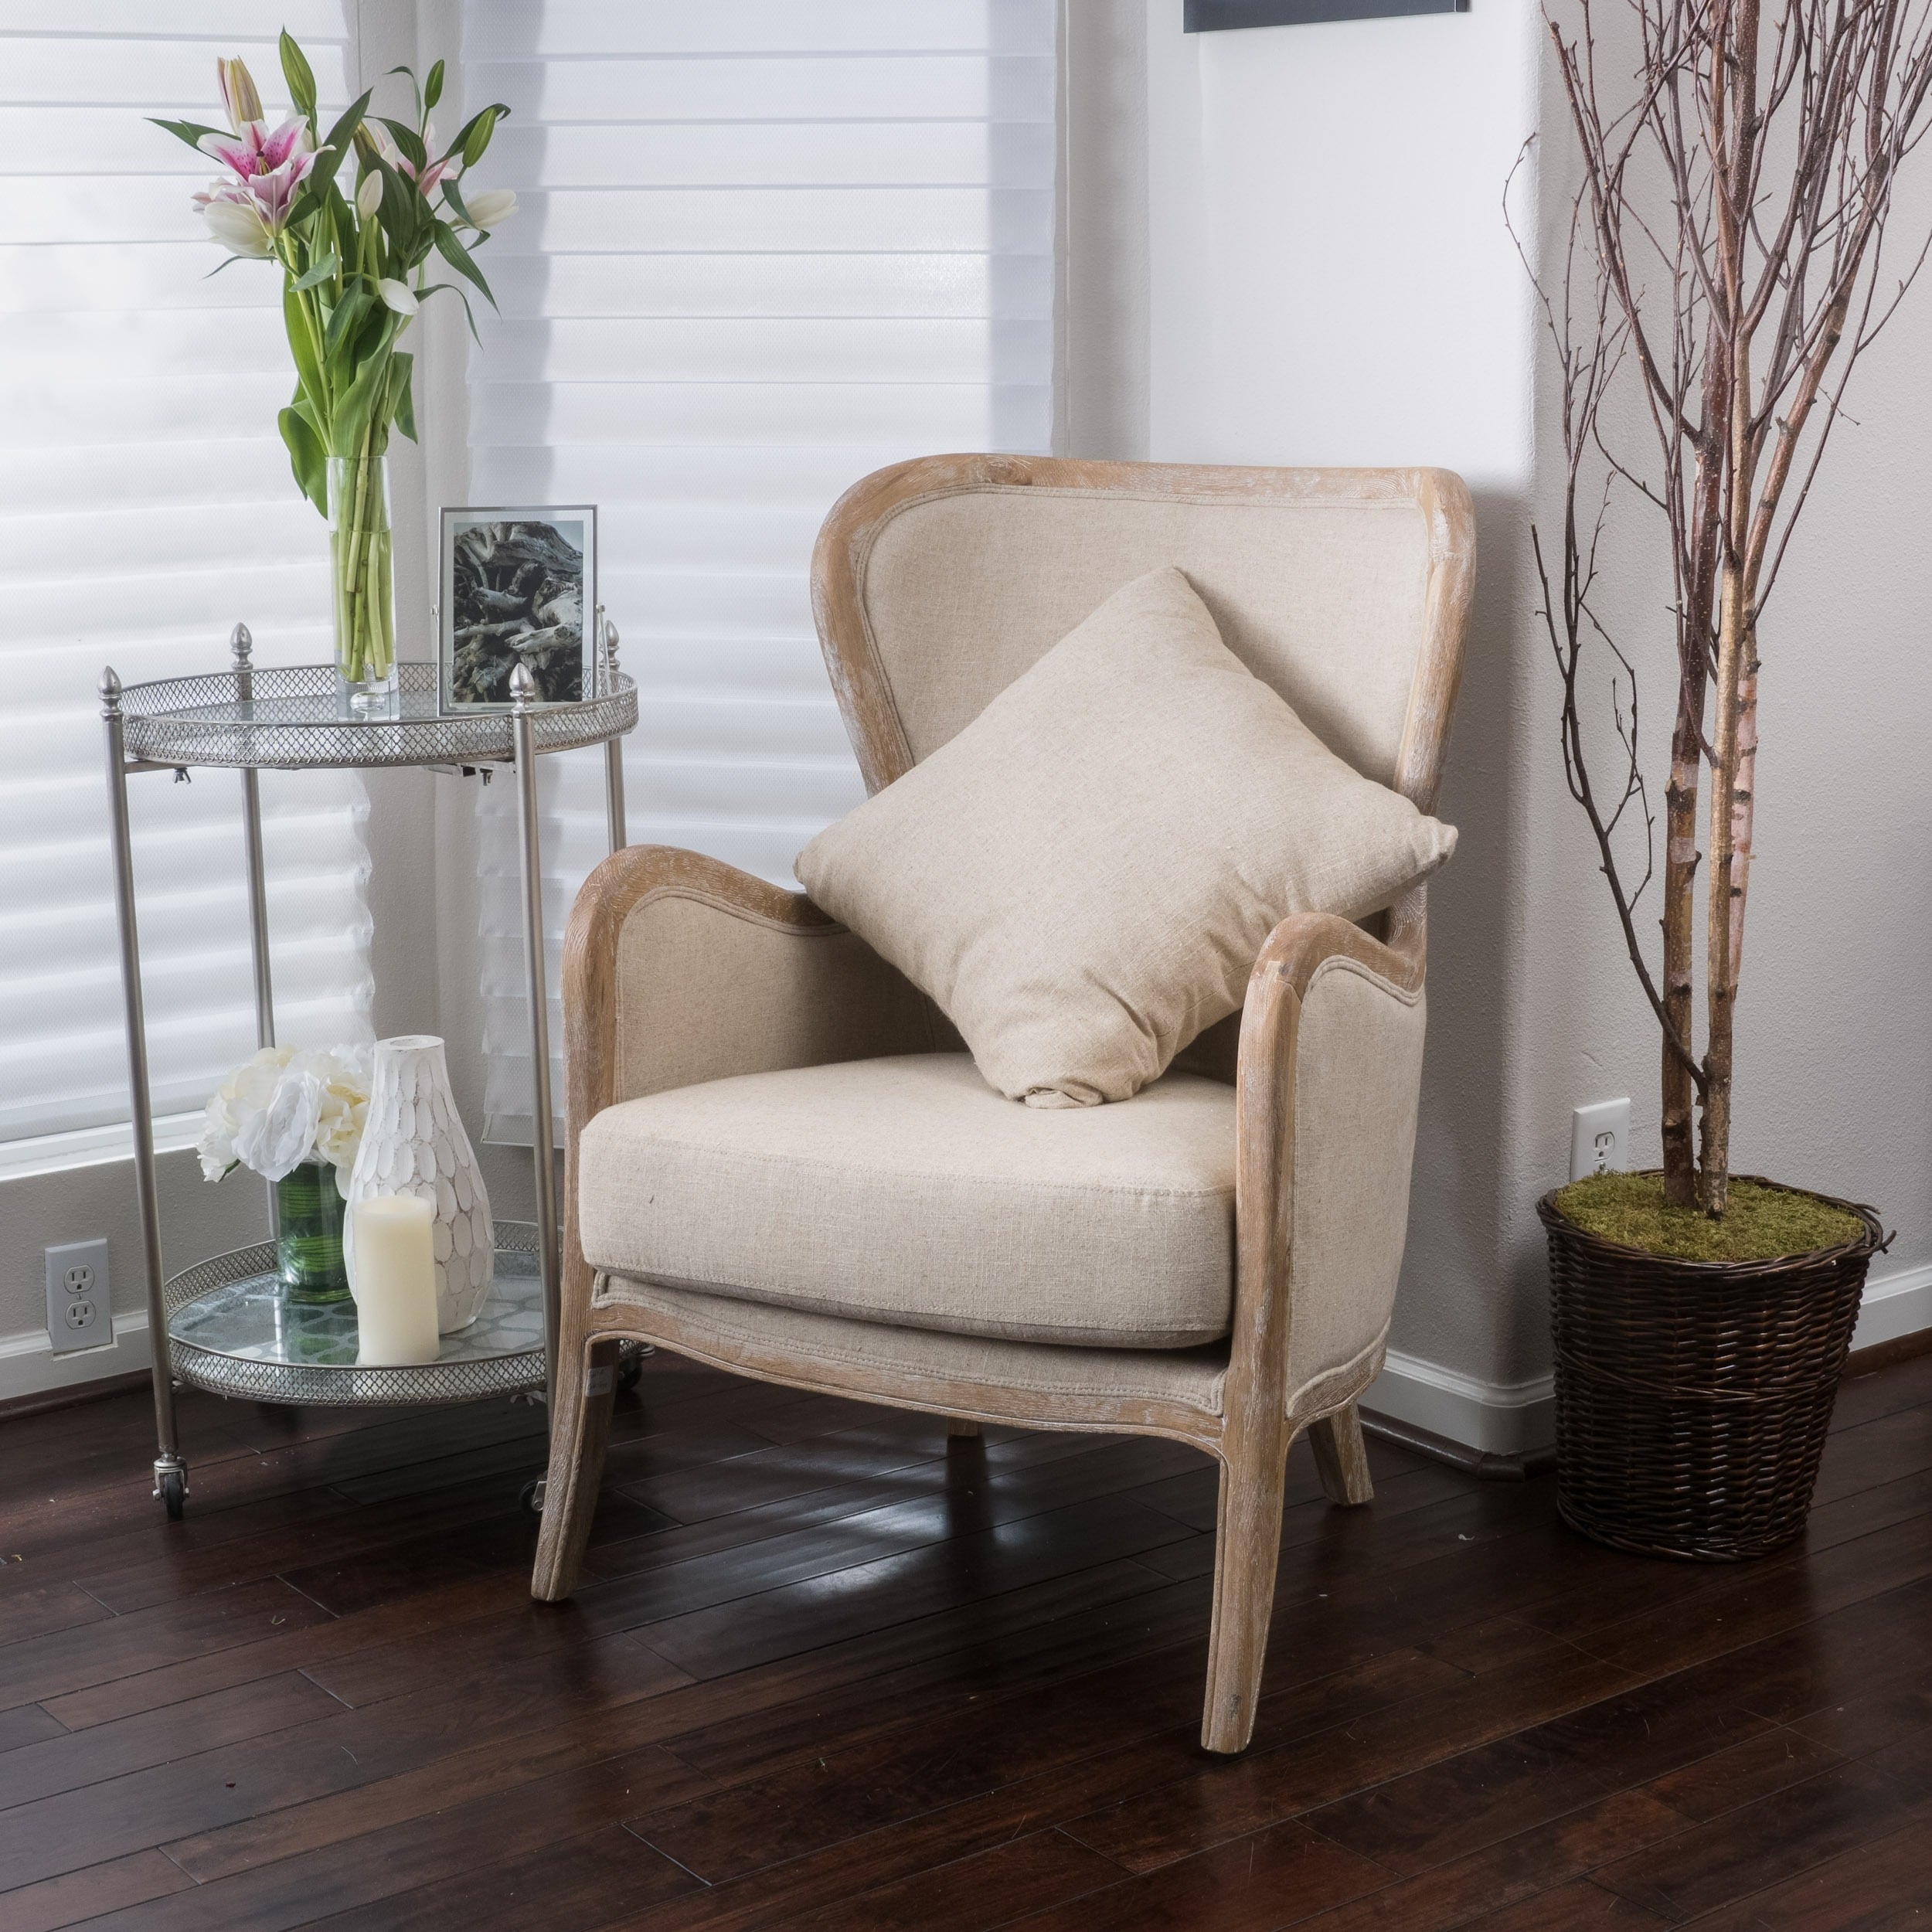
1538, 1178, 1885, 1562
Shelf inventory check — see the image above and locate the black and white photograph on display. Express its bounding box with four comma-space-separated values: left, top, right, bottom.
437, 506, 597, 709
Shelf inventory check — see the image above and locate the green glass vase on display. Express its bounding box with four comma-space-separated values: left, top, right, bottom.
275, 1158, 351, 1304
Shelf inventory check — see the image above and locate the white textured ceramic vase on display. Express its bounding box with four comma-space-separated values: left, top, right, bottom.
345, 1035, 495, 1333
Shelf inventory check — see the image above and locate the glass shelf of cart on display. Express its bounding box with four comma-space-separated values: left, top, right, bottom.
162, 1220, 546, 1407
116, 663, 636, 770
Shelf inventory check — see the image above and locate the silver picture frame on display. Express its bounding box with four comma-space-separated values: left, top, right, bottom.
438, 505, 598, 711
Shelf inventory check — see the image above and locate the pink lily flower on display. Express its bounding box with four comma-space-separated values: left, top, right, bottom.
199, 115, 314, 187
369, 120, 458, 199
196, 117, 317, 236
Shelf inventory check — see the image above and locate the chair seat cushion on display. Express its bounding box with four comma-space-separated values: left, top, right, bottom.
577, 1053, 1236, 1349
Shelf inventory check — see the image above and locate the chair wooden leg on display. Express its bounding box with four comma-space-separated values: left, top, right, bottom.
531, 1332, 620, 1602
947, 1416, 981, 1438
1308, 1402, 1375, 1506
1200, 1429, 1291, 1754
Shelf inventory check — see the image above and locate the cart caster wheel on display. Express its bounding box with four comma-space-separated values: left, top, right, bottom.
520, 1477, 546, 1516
158, 1470, 186, 1520
617, 1350, 645, 1394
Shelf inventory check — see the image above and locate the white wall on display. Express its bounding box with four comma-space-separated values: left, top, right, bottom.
1134, 0, 1932, 1447
1137, 0, 1545, 1443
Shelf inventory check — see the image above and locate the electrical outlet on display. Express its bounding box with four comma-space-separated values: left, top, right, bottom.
45, 1239, 111, 1355
1570, 1100, 1631, 1182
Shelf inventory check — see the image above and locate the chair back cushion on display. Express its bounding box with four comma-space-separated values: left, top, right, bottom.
813, 458, 1472, 811
798, 566, 1454, 1107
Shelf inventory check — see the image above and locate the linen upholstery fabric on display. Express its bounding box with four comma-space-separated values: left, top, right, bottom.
591, 1275, 1233, 1423
853, 482, 1434, 785
1284, 959, 1429, 1389
797, 567, 1454, 1108
577, 1053, 1237, 1349
612, 882, 952, 1104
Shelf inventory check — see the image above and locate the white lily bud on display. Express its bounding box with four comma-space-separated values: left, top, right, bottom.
377, 277, 420, 317
217, 56, 264, 134
461, 187, 517, 230
356, 172, 383, 221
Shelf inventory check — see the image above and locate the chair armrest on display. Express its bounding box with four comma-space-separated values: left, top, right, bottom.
563, 844, 947, 1135
1231, 888, 1430, 1430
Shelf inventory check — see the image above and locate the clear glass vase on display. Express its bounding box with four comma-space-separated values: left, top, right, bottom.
328, 454, 397, 716
275, 1158, 352, 1304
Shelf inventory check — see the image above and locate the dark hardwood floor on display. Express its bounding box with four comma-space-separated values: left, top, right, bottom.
3, 1350, 1932, 1930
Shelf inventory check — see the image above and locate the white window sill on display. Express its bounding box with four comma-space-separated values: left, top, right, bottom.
0, 1113, 204, 1184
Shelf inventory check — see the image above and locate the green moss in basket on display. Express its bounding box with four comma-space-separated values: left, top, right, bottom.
1553, 1172, 1866, 1263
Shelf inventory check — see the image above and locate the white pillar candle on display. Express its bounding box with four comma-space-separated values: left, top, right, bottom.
350, 1195, 440, 1366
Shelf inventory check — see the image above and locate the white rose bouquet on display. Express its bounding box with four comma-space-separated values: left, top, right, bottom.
199, 1045, 370, 1195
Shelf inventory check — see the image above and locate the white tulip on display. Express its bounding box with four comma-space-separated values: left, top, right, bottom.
356, 171, 383, 220
200, 196, 272, 258
461, 187, 516, 230
377, 277, 419, 317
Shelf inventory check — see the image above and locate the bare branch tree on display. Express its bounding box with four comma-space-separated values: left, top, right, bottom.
1514, 0, 1932, 1213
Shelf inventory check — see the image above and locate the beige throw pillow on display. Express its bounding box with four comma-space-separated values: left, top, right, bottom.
797, 566, 1455, 1108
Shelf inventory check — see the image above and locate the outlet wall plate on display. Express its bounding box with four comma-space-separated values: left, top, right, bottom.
1570, 1100, 1631, 1183
45, 1237, 111, 1355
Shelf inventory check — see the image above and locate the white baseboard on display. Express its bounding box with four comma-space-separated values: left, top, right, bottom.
1363, 1256, 1932, 1458
4, 1260, 1930, 1434
1363, 1350, 1556, 1458
1850, 1259, 1932, 1354
0, 1309, 151, 1407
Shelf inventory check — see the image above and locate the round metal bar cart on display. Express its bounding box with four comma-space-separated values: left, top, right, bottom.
101, 631, 637, 1517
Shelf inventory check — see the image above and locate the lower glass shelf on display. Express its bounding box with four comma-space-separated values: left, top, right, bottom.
163, 1219, 546, 1406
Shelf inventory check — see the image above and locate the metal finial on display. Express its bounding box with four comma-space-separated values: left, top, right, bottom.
99, 666, 123, 716
230, 621, 253, 665
603, 617, 620, 673
509, 662, 537, 711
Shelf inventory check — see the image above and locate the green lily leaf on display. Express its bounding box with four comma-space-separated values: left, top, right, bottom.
279, 403, 328, 513
284, 284, 327, 410
317, 89, 372, 169
324, 283, 372, 359
328, 321, 400, 456
446, 103, 509, 169
432, 220, 496, 307
321, 286, 369, 365
415, 281, 482, 344
291, 252, 339, 293
148, 117, 228, 153
387, 351, 417, 442
385, 63, 422, 121
373, 156, 424, 258
280, 31, 318, 127
378, 118, 428, 172
328, 306, 389, 409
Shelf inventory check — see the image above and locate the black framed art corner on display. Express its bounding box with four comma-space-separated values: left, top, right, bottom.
1187, 0, 1465, 27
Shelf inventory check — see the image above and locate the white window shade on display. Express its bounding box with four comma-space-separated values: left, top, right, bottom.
468, 0, 1060, 1142
0, 3, 376, 1143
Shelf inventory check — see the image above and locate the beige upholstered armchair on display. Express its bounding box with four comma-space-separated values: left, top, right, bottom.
532, 455, 1474, 1755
